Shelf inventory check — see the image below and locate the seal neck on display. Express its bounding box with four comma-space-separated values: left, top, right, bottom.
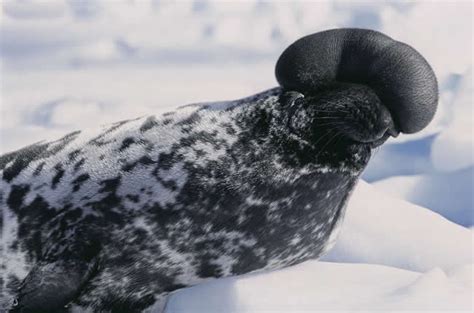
235, 88, 371, 174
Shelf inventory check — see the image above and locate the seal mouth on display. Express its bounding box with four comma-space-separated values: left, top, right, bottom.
353, 108, 400, 149
306, 84, 400, 150
311, 101, 399, 150
366, 130, 394, 148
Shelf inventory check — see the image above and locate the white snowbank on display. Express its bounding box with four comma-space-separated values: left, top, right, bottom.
166, 262, 472, 312
431, 69, 473, 172
323, 181, 473, 271
373, 168, 473, 227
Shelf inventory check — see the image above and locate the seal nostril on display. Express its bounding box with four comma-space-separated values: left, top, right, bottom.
383, 112, 399, 138
387, 125, 399, 138
378, 103, 399, 138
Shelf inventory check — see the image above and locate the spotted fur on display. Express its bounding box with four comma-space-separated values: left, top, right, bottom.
1, 87, 375, 312
1, 27, 438, 313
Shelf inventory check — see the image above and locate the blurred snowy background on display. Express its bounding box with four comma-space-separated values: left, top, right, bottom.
0, 0, 472, 312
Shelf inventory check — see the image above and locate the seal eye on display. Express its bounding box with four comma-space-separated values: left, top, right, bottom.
280, 91, 311, 138
280, 91, 305, 110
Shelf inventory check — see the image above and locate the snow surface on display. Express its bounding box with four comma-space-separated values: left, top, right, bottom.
166, 263, 473, 312
374, 167, 473, 227
1, 1, 473, 311
322, 181, 473, 272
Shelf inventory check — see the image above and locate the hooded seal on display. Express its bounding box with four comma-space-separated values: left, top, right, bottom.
0, 28, 437, 313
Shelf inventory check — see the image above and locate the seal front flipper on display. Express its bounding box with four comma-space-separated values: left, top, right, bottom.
8, 230, 101, 313
10, 257, 99, 313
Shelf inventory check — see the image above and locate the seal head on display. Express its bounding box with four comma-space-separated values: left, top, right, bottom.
275, 28, 438, 134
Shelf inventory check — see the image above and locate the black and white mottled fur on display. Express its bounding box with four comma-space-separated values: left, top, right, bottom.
0, 28, 437, 313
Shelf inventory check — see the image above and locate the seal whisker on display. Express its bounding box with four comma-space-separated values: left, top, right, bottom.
314, 122, 348, 128
313, 108, 348, 113
310, 128, 337, 147
314, 130, 342, 160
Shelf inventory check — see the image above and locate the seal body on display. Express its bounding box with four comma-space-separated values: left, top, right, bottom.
1, 87, 370, 312
1, 27, 439, 313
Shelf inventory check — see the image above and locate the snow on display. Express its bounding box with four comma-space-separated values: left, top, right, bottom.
431, 69, 473, 172
165, 181, 473, 312
373, 168, 473, 227
322, 181, 473, 272
166, 263, 473, 312
1, 1, 472, 311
